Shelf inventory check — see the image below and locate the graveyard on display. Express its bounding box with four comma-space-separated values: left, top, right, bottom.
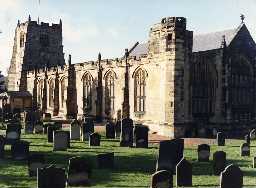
0, 120, 256, 187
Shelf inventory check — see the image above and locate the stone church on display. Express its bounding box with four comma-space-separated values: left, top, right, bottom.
7, 16, 256, 137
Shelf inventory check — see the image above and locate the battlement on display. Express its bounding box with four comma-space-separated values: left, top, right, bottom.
151, 17, 186, 32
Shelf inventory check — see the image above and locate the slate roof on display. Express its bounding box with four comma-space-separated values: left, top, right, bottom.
129, 24, 243, 56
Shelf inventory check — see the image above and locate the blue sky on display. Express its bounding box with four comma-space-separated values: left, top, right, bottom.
0, 0, 256, 75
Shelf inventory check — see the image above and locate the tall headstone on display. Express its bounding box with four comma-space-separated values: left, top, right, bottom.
134, 124, 149, 148
115, 120, 121, 138
81, 118, 94, 141
217, 132, 225, 146
213, 151, 226, 175
120, 118, 134, 147
240, 143, 250, 156
47, 125, 61, 143
67, 157, 92, 186
197, 144, 210, 162
37, 165, 66, 188
156, 139, 184, 173
176, 158, 192, 187
151, 170, 173, 188
28, 153, 45, 177
53, 130, 69, 151
11, 140, 30, 160
220, 164, 243, 188
105, 121, 115, 139
70, 119, 80, 140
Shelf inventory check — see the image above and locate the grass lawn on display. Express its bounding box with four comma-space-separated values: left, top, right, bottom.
0, 128, 256, 188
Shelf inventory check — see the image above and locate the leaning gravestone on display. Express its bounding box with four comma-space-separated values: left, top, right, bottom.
53, 131, 69, 151
217, 132, 225, 146
197, 144, 210, 162
81, 118, 94, 141
134, 124, 149, 148
28, 153, 45, 177
37, 165, 66, 188
156, 139, 184, 173
240, 143, 250, 156
250, 129, 256, 140
120, 118, 134, 147
5, 124, 21, 144
176, 158, 192, 187
105, 121, 115, 139
11, 140, 30, 160
34, 121, 44, 134
0, 135, 5, 158
89, 133, 101, 146
70, 119, 80, 140
213, 151, 226, 175
115, 120, 121, 138
245, 134, 250, 145
151, 170, 173, 188
67, 157, 92, 187
220, 164, 243, 188
97, 152, 114, 169
25, 121, 34, 134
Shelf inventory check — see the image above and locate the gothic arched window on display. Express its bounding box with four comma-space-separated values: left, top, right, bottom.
60, 77, 67, 108
134, 68, 147, 113
49, 79, 54, 107
105, 71, 115, 115
82, 73, 93, 112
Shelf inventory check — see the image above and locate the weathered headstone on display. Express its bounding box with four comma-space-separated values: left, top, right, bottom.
67, 157, 92, 186
120, 118, 134, 147
213, 151, 226, 175
5, 124, 21, 144
0, 135, 5, 158
156, 139, 184, 173
197, 144, 210, 162
25, 121, 34, 134
89, 133, 101, 146
250, 129, 256, 140
151, 170, 173, 188
11, 140, 29, 160
245, 134, 250, 145
97, 152, 114, 169
240, 143, 250, 156
176, 158, 192, 187
81, 118, 94, 141
53, 130, 70, 151
217, 132, 225, 146
28, 153, 45, 177
105, 121, 115, 139
220, 164, 243, 188
37, 165, 66, 188
70, 120, 80, 140
34, 121, 44, 134
134, 124, 149, 148
115, 120, 121, 138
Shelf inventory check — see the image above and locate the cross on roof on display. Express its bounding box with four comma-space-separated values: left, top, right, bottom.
240, 14, 245, 23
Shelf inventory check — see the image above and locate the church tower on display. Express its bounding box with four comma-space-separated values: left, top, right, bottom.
7, 16, 65, 91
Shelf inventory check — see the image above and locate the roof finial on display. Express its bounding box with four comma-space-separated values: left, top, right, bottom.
240, 14, 245, 23
221, 35, 226, 48
28, 15, 31, 22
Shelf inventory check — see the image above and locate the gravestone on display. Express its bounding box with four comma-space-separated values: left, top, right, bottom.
28, 153, 45, 177
220, 164, 243, 188
89, 133, 101, 146
105, 121, 115, 139
134, 124, 149, 148
34, 121, 44, 134
176, 158, 192, 187
197, 144, 210, 162
0, 135, 5, 158
37, 165, 66, 188
11, 140, 29, 160
253, 157, 256, 168
120, 118, 134, 147
151, 170, 173, 188
67, 157, 92, 186
81, 118, 94, 141
97, 152, 114, 169
43, 123, 53, 134
115, 120, 121, 138
245, 134, 250, 145
53, 131, 70, 151
217, 132, 225, 146
156, 139, 184, 173
47, 125, 61, 143
240, 143, 250, 156
70, 120, 80, 140
213, 151, 226, 175
25, 121, 34, 134
250, 129, 256, 140
5, 124, 21, 144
